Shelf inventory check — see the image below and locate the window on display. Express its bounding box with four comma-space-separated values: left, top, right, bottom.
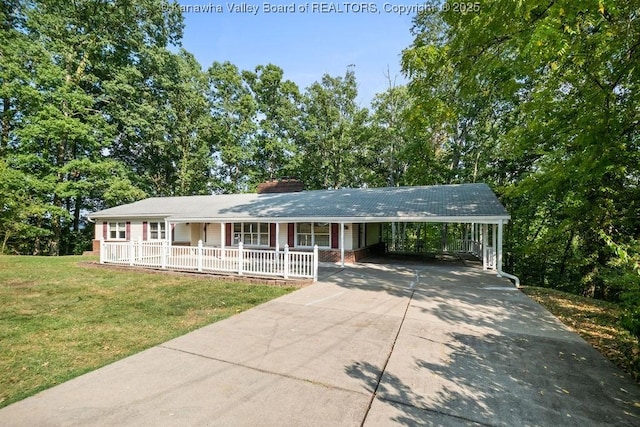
233, 222, 269, 246
297, 222, 330, 248
297, 222, 312, 246
148, 222, 166, 240
109, 222, 126, 240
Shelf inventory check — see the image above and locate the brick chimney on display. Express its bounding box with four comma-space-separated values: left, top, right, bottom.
257, 178, 304, 194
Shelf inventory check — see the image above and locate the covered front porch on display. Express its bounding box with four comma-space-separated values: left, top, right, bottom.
169, 218, 506, 271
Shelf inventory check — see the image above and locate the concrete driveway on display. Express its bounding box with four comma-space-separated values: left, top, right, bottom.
2, 261, 640, 426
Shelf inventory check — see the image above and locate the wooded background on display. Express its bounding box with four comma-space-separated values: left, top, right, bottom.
1, 1, 638, 329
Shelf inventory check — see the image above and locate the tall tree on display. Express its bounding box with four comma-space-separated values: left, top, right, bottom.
107, 48, 212, 197
207, 61, 257, 193
244, 64, 302, 183
298, 67, 371, 189
369, 81, 443, 187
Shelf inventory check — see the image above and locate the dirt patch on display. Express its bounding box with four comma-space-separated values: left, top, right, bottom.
3, 279, 38, 289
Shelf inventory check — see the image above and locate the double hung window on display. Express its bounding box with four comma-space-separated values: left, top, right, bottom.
109, 222, 126, 239
296, 222, 330, 248
148, 222, 166, 240
233, 222, 269, 246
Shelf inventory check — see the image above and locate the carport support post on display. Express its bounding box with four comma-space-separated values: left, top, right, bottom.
492, 224, 497, 270
482, 224, 488, 270
340, 222, 345, 267
497, 219, 504, 275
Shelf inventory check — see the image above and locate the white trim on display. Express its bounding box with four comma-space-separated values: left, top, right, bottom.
163, 215, 510, 224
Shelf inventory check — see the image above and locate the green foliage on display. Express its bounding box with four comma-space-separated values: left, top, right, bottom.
1, 0, 182, 254
297, 67, 371, 189
244, 64, 302, 183
622, 309, 640, 340
207, 61, 258, 193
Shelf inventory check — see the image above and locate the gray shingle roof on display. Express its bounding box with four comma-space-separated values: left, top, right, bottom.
89, 183, 509, 223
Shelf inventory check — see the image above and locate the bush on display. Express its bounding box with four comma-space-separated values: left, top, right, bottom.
621, 308, 640, 340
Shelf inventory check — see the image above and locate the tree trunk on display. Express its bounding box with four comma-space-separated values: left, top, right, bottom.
73, 195, 81, 232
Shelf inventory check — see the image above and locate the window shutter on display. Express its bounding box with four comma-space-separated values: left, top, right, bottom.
331, 223, 339, 249
269, 223, 276, 247
287, 223, 295, 247
142, 222, 148, 241
102, 222, 107, 240
126, 222, 131, 241
225, 223, 232, 246
171, 224, 175, 242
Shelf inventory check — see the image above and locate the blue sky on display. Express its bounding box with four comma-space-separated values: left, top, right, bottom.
175, 1, 422, 106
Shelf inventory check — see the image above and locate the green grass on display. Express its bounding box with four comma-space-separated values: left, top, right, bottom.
522, 286, 640, 383
0, 255, 296, 408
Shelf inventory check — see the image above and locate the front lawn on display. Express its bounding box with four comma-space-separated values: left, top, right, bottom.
522, 286, 640, 383
0, 255, 296, 408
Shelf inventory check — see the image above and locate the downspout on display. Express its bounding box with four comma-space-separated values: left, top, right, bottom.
498, 270, 521, 289
496, 219, 521, 288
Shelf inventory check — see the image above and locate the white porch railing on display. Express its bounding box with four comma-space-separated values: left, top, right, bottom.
100, 240, 318, 281
442, 239, 496, 270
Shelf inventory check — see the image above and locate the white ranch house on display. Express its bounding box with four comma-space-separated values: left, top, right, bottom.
89, 183, 514, 283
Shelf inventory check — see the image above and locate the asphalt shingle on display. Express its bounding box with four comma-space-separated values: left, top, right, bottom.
89, 183, 509, 222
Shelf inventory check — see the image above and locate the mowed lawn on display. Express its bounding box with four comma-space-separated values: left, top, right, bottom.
0, 255, 296, 408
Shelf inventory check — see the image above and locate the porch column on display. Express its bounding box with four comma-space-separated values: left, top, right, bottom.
165, 219, 170, 246
221, 222, 225, 251
340, 222, 345, 267
275, 222, 280, 253
482, 224, 488, 270
497, 219, 504, 275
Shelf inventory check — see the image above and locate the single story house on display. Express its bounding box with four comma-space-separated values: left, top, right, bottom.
88, 182, 512, 275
